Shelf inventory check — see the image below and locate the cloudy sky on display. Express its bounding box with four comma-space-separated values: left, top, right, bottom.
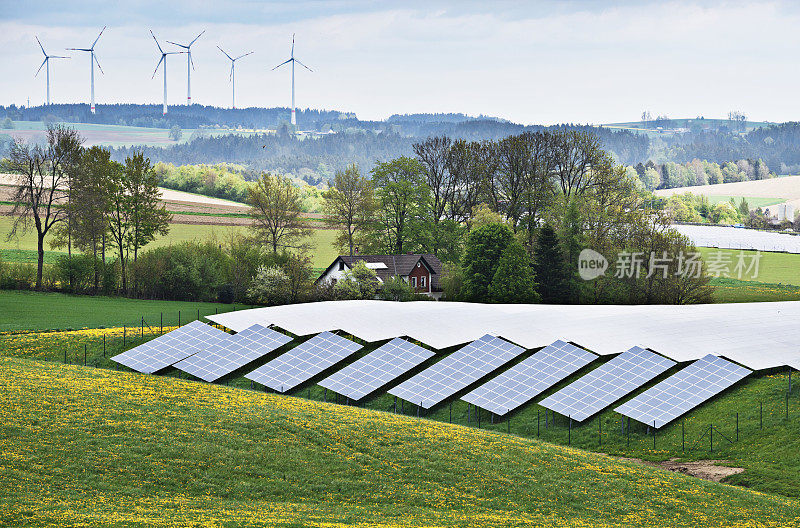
1, 1, 799, 124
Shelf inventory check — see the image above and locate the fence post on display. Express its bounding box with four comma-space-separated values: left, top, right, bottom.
160, 312, 163, 334
652, 420, 656, 450
598, 416, 602, 446
84, 344, 86, 366
507, 410, 510, 434
197, 308, 200, 322
141, 317, 143, 340
64, 349, 67, 363
710, 423, 713, 453
178, 311, 181, 326
103, 334, 106, 357
568, 416, 572, 446
537, 410, 540, 437
736, 413, 739, 441
123, 326, 126, 346
627, 417, 630, 448
787, 393, 790, 421
682, 419, 685, 453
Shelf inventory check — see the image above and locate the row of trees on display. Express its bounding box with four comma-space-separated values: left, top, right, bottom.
5, 125, 170, 291
631, 158, 773, 191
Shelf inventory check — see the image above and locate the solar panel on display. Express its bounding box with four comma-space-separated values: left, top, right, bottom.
538, 346, 676, 422
244, 331, 362, 392
615, 354, 751, 428
172, 324, 292, 382
318, 337, 436, 400
387, 334, 525, 409
461, 340, 598, 416
110, 321, 229, 374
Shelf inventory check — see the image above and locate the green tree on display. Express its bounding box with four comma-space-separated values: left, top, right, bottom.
379, 275, 415, 301
489, 240, 539, 303
461, 223, 515, 302
322, 163, 376, 256
248, 173, 313, 254
123, 152, 171, 264
247, 265, 290, 305
334, 261, 378, 300
369, 157, 430, 254
66, 146, 114, 291
534, 226, 571, 304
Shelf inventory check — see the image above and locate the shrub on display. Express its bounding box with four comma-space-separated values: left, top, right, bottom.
54, 254, 95, 293
247, 266, 290, 305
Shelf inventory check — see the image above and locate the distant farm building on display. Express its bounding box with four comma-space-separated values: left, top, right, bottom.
317, 254, 443, 299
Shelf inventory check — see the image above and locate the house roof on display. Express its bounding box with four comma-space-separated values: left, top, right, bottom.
320, 254, 444, 291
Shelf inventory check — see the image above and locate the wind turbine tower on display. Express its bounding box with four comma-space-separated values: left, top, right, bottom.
217, 46, 253, 109
67, 27, 106, 114
272, 34, 312, 126
167, 31, 205, 105
35, 37, 69, 106
150, 30, 184, 115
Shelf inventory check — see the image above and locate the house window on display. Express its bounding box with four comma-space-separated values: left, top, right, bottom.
411, 277, 417, 288
338, 261, 345, 271
420, 276, 426, 288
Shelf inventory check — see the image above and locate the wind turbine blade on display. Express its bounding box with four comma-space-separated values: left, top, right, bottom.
166, 40, 189, 49
51, 55, 70, 59
150, 30, 164, 54
235, 51, 254, 60
67, 48, 92, 52
152, 56, 164, 79
190, 53, 195, 70
217, 46, 233, 61
94, 54, 104, 75
91, 26, 107, 49
291, 33, 295, 58
36, 36, 47, 56
35, 57, 47, 77
189, 30, 205, 47
272, 58, 292, 70
295, 59, 313, 72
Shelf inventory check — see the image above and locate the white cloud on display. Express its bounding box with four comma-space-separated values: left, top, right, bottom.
1, 1, 799, 124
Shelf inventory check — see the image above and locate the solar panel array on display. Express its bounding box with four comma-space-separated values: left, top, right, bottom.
318, 337, 436, 401
173, 324, 292, 382
387, 334, 525, 409
461, 340, 598, 416
245, 331, 362, 392
111, 320, 229, 374
538, 346, 676, 422
615, 354, 751, 428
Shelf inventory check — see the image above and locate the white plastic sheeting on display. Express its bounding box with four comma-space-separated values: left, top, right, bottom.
208, 300, 800, 372
673, 224, 800, 254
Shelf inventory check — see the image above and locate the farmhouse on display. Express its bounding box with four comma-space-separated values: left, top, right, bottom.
317, 254, 443, 299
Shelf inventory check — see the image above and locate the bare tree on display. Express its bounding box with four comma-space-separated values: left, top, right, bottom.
6, 125, 82, 289
248, 173, 313, 254
414, 135, 456, 254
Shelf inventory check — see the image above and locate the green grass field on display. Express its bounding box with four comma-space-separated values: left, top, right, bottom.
704, 195, 784, 209
6, 120, 267, 148
697, 248, 800, 286
0, 216, 339, 270
0, 290, 246, 332
1, 355, 798, 527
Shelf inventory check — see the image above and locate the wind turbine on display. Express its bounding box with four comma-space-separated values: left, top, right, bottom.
150, 30, 184, 115
67, 26, 106, 114
166, 30, 205, 105
35, 37, 69, 106
272, 34, 312, 126
217, 46, 253, 110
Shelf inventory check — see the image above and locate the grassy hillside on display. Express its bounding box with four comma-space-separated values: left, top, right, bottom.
0, 290, 245, 332
2, 356, 798, 527
696, 248, 800, 286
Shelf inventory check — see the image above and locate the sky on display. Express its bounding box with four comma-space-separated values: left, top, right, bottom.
1, 0, 799, 125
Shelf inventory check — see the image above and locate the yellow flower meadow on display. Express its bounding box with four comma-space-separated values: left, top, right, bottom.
1, 356, 798, 527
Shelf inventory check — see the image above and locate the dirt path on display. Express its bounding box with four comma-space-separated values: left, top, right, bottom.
618, 457, 744, 483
